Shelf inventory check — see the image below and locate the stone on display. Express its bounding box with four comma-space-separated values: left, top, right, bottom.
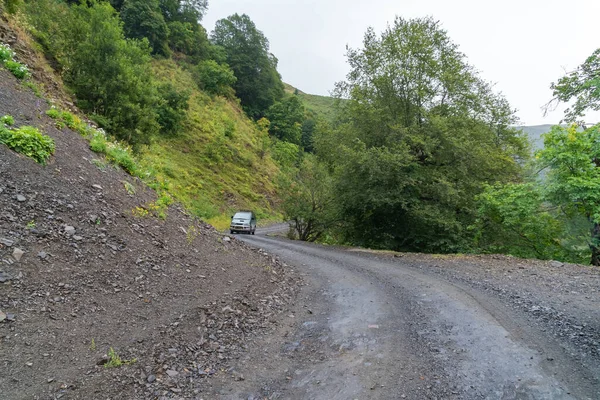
38, 251, 48, 259
64, 226, 76, 235
0, 271, 11, 283
6, 313, 15, 321
73, 235, 83, 241
223, 236, 231, 242
166, 369, 179, 377
0, 310, 5, 322
550, 260, 564, 268
16, 195, 26, 202
0, 238, 14, 247
12, 248, 24, 261
92, 184, 103, 190
147, 374, 156, 383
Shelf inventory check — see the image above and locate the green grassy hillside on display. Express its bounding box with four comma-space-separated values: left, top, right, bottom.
141, 60, 282, 229
284, 83, 338, 122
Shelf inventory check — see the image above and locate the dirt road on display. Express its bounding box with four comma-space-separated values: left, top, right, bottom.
215, 232, 600, 400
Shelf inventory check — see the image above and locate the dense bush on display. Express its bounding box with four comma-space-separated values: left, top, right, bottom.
193, 59, 236, 97
155, 83, 190, 136
0, 124, 55, 164
0, 43, 30, 79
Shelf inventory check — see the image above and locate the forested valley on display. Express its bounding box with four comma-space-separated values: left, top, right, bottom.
2, 0, 600, 265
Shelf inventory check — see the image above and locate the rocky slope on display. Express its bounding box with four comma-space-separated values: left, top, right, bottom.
0, 67, 300, 399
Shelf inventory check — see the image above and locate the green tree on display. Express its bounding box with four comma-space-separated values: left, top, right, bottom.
548, 48, 600, 124
473, 183, 585, 262
159, 0, 207, 23
301, 117, 316, 152
536, 124, 600, 264
281, 155, 337, 242
24, 0, 161, 145
265, 95, 305, 145
121, 0, 170, 56
211, 13, 284, 118
155, 83, 189, 136
330, 17, 527, 252
193, 59, 236, 97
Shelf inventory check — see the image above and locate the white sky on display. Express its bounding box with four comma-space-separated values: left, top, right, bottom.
203, 0, 600, 126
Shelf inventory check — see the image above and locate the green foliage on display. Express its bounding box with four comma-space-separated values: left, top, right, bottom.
326, 17, 527, 253
1, 115, 14, 126
281, 155, 337, 241
0, 43, 30, 79
0, 124, 55, 164
24, 0, 161, 147
2, 0, 22, 14
155, 83, 190, 136
105, 347, 136, 368
211, 13, 284, 119
473, 183, 587, 262
536, 124, 600, 264
270, 140, 300, 171
121, 0, 170, 56
90, 130, 138, 175
167, 21, 210, 58
0, 43, 13, 62
301, 117, 316, 152
193, 59, 236, 97
45, 108, 60, 119
549, 48, 600, 123
265, 95, 305, 145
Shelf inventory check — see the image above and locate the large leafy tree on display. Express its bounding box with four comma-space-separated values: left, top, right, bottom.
211, 13, 284, 119
281, 155, 337, 242
265, 95, 305, 145
330, 17, 527, 252
536, 125, 600, 264
121, 0, 170, 56
548, 48, 600, 124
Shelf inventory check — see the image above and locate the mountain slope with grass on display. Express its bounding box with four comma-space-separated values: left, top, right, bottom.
138, 59, 282, 229
283, 82, 339, 122
0, 2, 290, 230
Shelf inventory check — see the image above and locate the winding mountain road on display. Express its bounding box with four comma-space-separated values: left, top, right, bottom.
217, 231, 599, 400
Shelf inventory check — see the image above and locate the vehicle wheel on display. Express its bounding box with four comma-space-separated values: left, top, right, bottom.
251, 229, 255, 235
230, 230, 234, 234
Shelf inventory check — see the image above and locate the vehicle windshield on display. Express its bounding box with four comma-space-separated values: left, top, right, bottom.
233, 212, 252, 221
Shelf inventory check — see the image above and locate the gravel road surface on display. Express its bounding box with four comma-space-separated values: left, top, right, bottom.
217, 232, 600, 400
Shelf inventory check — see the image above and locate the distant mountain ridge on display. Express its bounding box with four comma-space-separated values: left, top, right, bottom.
517, 125, 555, 151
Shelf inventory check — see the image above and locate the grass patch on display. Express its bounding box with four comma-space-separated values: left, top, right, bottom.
0, 42, 31, 80
0, 120, 55, 164
105, 347, 136, 368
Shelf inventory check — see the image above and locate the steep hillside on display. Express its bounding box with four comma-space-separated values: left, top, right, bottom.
0, 11, 285, 231
0, 57, 299, 400
141, 60, 282, 229
284, 83, 338, 122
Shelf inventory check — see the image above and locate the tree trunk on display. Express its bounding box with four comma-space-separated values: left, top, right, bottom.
590, 222, 600, 266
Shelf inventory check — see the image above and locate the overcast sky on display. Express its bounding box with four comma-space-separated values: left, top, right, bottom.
203, 0, 600, 126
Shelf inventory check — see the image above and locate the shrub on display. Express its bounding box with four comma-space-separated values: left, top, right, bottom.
193, 59, 236, 97
46, 108, 60, 119
0, 43, 30, 80
0, 43, 14, 62
0, 125, 55, 164
1, 115, 15, 126
4, 60, 30, 79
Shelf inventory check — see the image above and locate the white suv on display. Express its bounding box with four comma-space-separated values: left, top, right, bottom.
229, 211, 256, 234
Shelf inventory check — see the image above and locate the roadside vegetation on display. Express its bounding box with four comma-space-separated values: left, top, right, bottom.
2, 1, 600, 264
0, 115, 55, 164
